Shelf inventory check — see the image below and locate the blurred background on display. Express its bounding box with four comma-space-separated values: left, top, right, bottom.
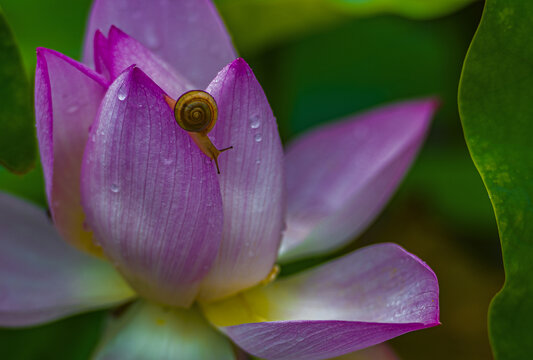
0, 0, 501, 358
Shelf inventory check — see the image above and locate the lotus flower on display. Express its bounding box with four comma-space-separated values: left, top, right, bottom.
0, 0, 440, 359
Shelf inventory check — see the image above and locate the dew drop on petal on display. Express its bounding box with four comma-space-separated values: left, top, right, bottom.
110, 184, 120, 193
117, 86, 128, 101
249, 113, 261, 129
255, 159, 261, 165
66, 105, 79, 114
254, 134, 262, 142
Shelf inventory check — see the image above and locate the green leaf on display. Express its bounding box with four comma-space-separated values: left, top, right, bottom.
332, 0, 477, 18
0, 311, 107, 360
0, 8, 35, 173
458, 1, 533, 359
215, 0, 476, 54
0, 161, 46, 208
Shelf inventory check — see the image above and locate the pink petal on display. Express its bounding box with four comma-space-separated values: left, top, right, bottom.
203, 243, 439, 360
93, 30, 111, 79
0, 192, 134, 327
198, 59, 285, 302
95, 26, 194, 98
332, 344, 399, 360
35, 48, 109, 255
279, 99, 438, 261
80, 67, 223, 307
84, 0, 236, 88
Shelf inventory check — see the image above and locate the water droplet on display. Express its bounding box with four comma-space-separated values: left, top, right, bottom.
254, 134, 262, 142
255, 159, 261, 165
110, 184, 120, 193
249, 114, 261, 129
66, 105, 79, 114
162, 158, 173, 165
117, 85, 128, 101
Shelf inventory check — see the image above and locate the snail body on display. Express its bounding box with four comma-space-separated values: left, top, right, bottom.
164, 90, 232, 174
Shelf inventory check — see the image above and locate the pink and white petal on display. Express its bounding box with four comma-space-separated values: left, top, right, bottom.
35, 48, 109, 256
96, 26, 194, 98
81, 67, 223, 307
202, 243, 439, 360
279, 99, 438, 262
84, 0, 236, 88
93, 301, 236, 360
198, 59, 285, 302
0, 192, 134, 327
332, 344, 399, 360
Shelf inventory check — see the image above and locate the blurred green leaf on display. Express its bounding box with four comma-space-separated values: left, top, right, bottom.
458, 1, 533, 359
215, 0, 476, 54
0, 311, 107, 360
332, 0, 477, 18
0, 162, 46, 208
0, 8, 35, 173
0, 0, 92, 72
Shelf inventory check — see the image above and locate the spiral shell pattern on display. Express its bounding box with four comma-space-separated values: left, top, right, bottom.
174, 90, 218, 133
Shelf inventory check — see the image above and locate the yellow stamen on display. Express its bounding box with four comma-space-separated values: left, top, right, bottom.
260, 264, 280, 286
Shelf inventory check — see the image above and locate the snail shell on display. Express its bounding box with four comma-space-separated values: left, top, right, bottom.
174, 90, 217, 134
164, 90, 233, 174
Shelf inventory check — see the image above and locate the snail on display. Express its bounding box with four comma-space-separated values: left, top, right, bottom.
164, 90, 232, 174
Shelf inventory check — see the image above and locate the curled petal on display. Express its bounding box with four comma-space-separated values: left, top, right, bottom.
198, 58, 285, 302
93, 301, 235, 360
84, 0, 236, 88
81, 67, 223, 307
94, 26, 194, 98
0, 192, 134, 327
35, 48, 108, 255
93, 29, 111, 79
279, 99, 438, 262
203, 243, 439, 360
